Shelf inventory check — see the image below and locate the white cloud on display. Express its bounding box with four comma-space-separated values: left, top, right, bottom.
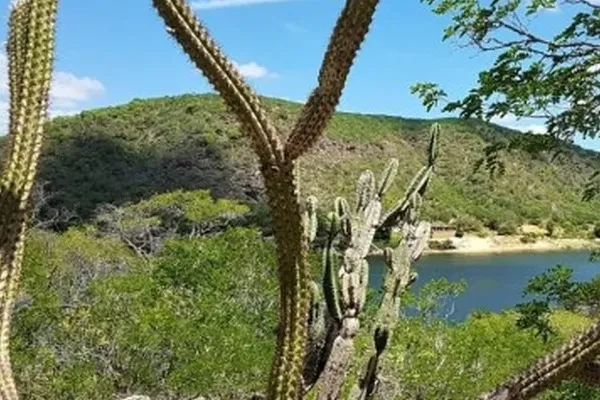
491, 114, 547, 134
0, 52, 105, 134
191, 0, 290, 9
50, 72, 104, 104
518, 124, 547, 135
232, 61, 278, 79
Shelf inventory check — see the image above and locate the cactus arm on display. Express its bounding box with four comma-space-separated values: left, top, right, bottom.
152, 2, 309, 398
352, 176, 432, 400
356, 171, 376, 213
152, 1, 382, 398
284, 0, 380, 161
151, 0, 283, 165
379, 123, 440, 230
477, 321, 600, 400
303, 196, 319, 244
0, 1, 58, 398
377, 158, 399, 198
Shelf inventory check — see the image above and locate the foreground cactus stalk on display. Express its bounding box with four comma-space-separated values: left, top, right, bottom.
151, 0, 379, 398
0, 0, 58, 398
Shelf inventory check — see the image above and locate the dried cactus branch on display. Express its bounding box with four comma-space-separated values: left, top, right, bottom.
151, 0, 283, 165
0, 1, 58, 398
285, 0, 380, 161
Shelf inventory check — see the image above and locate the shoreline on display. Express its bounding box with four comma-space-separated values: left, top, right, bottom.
370, 235, 600, 257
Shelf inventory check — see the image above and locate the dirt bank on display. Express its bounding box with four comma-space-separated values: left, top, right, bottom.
425, 235, 600, 255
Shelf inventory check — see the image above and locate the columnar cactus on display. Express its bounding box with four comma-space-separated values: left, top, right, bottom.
302, 125, 440, 399
0, 1, 58, 398
351, 201, 429, 400
151, 1, 380, 398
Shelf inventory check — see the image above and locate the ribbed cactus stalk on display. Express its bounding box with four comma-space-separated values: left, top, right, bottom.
302, 124, 440, 399
351, 194, 429, 400
151, 1, 380, 398
0, 1, 58, 398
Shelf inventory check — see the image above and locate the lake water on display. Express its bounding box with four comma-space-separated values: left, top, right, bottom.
368, 250, 600, 321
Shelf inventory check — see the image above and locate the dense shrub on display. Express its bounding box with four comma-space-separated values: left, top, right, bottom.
520, 234, 537, 244
497, 221, 518, 236
13, 227, 279, 399
546, 220, 557, 237
594, 223, 600, 239
344, 310, 592, 399
454, 215, 484, 234
429, 239, 456, 250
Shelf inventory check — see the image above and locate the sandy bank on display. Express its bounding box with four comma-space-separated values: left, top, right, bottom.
425, 235, 600, 255
370, 235, 600, 257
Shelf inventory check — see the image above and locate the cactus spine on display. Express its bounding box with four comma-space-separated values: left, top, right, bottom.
0, 1, 58, 398
151, 1, 379, 398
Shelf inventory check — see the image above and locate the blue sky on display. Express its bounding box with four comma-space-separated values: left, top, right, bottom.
0, 0, 598, 150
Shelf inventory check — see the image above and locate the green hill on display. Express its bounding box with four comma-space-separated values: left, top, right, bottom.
2, 93, 600, 234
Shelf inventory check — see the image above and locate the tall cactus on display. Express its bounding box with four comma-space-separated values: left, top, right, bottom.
0, 0, 58, 398
302, 124, 440, 399
151, 1, 380, 398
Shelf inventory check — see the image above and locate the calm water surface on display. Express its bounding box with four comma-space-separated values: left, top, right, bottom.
368, 250, 600, 321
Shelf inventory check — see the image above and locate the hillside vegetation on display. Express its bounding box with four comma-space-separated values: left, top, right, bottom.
2, 93, 600, 234
3, 93, 600, 398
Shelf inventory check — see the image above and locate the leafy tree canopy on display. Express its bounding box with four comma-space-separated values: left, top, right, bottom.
412, 0, 600, 143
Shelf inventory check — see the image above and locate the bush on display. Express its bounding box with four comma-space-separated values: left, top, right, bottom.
498, 221, 518, 236
484, 219, 500, 231
429, 239, 456, 250
14, 227, 279, 399
546, 220, 557, 237
360, 310, 593, 400
454, 215, 484, 234
593, 223, 600, 239
520, 234, 537, 244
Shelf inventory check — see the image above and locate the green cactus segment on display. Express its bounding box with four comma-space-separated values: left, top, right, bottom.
308, 280, 325, 339
377, 158, 399, 198
322, 213, 342, 323
151, 0, 282, 166
335, 197, 349, 218
0, 1, 58, 399
303, 195, 319, 243
429, 123, 440, 167
379, 124, 439, 230
356, 170, 375, 212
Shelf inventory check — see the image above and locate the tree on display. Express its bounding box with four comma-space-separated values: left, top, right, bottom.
411, 1, 600, 398
412, 0, 600, 144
